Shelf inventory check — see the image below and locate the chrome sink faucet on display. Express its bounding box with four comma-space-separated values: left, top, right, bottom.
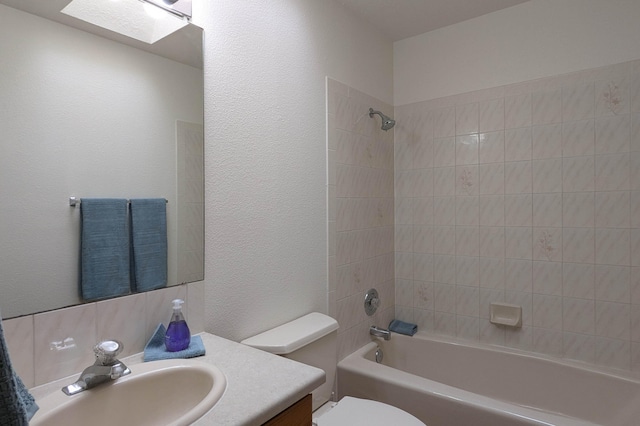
62, 340, 131, 396
370, 325, 391, 340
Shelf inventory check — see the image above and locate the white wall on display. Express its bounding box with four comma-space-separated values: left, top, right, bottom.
394, 0, 640, 105
196, 0, 393, 341
0, 5, 203, 318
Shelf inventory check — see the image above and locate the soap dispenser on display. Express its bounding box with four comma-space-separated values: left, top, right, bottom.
165, 299, 191, 352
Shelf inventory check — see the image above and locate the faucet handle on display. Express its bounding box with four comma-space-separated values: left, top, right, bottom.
94, 340, 123, 365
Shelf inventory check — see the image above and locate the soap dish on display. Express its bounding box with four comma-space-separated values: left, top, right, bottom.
489, 302, 522, 328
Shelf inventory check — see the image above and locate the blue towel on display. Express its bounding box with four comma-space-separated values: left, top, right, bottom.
143, 324, 205, 362
130, 199, 167, 293
389, 319, 418, 336
0, 313, 38, 423
80, 198, 130, 301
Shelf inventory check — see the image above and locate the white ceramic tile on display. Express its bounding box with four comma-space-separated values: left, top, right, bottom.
504, 161, 532, 194
433, 137, 455, 167
395, 225, 413, 252
455, 134, 479, 165
433, 196, 456, 226
433, 311, 457, 337
563, 82, 595, 122
395, 170, 415, 198
413, 254, 434, 282
563, 332, 595, 364
595, 114, 631, 154
533, 193, 563, 228
433, 106, 456, 138
414, 197, 433, 226
456, 315, 480, 341
532, 88, 562, 125
96, 293, 147, 358
479, 195, 505, 227
433, 167, 456, 196
479, 163, 505, 195
456, 166, 478, 196
479, 98, 505, 132
505, 93, 532, 129
633, 114, 640, 151
595, 228, 630, 266
455, 196, 479, 227
433, 284, 456, 312
479, 227, 505, 259
596, 78, 629, 117
595, 191, 630, 228
456, 226, 479, 257
395, 197, 414, 225
34, 304, 97, 385
533, 228, 562, 262
562, 119, 594, 157
595, 153, 630, 191
456, 103, 479, 135
532, 124, 563, 159
505, 226, 532, 260
563, 156, 595, 192
563, 228, 595, 264
505, 258, 532, 292
395, 279, 414, 307
595, 337, 630, 370
533, 261, 563, 296
563, 263, 595, 299
532, 158, 562, 193
479, 288, 505, 318
532, 328, 563, 358
413, 139, 434, 169
505, 194, 532, 227
433, 226, 456, 255
480, 322, 506, 346
456, 286, 480, 317
533, 294, 563, 330
505, 325, 533, 351
596, 301, 630, 340
456, 256, 479, 286
505, 128, 532, 161
478, 131, 504, 165
632, 230, 640, 267
563, 192, 595, 228
595, 265, 630, 303
563, 298, 595, 334
631, 152, 640, 191
3, 315, 34, 387
433, 255, 456, 285
632, 72, 640, 113
479, 257, 505, 289
395, 140, 414, 171
395, 252, 413, 280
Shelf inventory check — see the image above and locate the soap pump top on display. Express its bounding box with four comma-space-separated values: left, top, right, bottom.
165, 299, 191, 352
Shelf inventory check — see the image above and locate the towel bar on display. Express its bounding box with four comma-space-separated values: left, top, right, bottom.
69, 197, 168, 207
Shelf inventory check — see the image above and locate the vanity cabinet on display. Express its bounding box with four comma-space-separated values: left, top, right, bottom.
263, 394, 312, 425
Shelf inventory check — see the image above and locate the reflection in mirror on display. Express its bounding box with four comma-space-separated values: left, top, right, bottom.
0, 3, 204, 319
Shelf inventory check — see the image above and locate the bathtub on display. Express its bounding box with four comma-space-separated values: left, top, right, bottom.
337, 332, 640, 426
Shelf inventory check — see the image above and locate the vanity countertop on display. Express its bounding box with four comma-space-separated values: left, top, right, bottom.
30, 332, 325, 425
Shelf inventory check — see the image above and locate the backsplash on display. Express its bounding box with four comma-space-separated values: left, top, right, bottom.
3, 282, 204, 388
394, 59, 640, 371
327, 78, 395, 360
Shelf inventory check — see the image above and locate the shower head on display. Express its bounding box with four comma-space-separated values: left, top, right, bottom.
369, 108, 395, 131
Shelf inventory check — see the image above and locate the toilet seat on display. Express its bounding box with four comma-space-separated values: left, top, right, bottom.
313, 396, 425, 426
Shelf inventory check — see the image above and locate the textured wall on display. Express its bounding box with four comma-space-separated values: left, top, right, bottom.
394, 0, 640, 105
197, 1, 393, 341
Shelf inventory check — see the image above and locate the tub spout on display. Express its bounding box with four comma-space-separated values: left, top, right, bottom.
370, 325, 391, 340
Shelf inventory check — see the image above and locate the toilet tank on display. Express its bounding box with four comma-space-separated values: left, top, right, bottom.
241, 312, 339, 410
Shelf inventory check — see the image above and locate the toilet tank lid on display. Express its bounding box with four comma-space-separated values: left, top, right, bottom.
241, 312, 339, 355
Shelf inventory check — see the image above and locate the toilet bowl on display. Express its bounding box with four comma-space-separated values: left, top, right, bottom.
241, 312, 425, 426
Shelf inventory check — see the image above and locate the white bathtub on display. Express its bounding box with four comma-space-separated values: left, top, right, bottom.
337, 332, 640, 426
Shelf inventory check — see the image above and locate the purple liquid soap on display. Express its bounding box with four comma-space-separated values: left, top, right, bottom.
165, 299, 191, 352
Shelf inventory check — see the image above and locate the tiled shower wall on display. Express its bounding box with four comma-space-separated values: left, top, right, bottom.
394, 59, 640, 371
327, 78, 395, 361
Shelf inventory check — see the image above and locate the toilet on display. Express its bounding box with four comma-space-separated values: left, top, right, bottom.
241, 312, 425, 426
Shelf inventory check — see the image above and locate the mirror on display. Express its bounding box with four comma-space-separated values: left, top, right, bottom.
0, 2, 204, 319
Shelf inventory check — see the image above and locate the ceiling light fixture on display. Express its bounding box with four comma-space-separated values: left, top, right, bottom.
61, 0, 192, 45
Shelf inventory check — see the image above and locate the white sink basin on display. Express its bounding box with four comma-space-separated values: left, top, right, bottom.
30, 359, 226, 426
